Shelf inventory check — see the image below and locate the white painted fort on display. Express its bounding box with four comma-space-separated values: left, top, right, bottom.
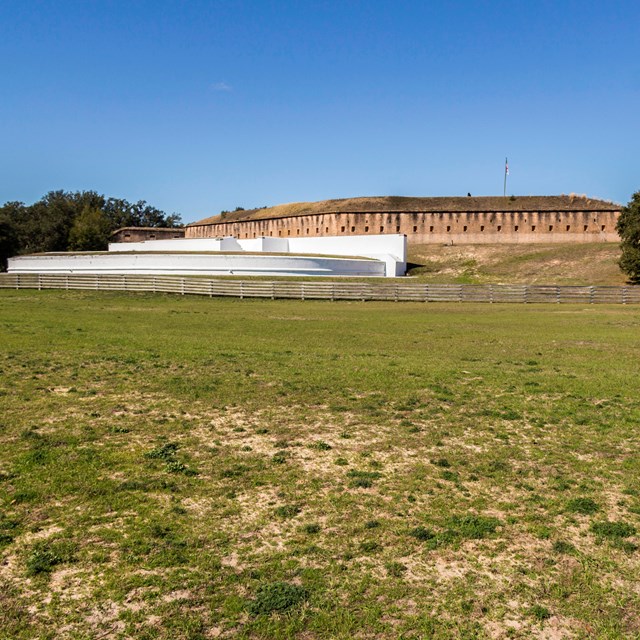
8, 234, 407, 278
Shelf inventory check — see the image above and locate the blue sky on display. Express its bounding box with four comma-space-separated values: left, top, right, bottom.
1, 0, 638, 223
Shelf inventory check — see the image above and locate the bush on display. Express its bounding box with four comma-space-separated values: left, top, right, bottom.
249, 582, 308, 616
617, 191, 640, 282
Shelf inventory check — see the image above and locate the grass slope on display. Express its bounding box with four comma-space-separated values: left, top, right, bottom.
192, 195, 618, 226
407, 243, 625, 285
1, 291, 639, 639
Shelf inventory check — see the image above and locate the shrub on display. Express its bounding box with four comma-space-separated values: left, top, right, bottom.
249, 582, 308, 616
302, 523, 320, 534
359, 541, 381, 553
313, 441, 332, 451
364, 520, 380, 529
617, 191, 640, 282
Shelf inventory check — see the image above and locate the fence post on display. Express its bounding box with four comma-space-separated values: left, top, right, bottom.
589, 286, 595, 304
301, 283, 305, 301
489, 284, 493, 304
556, 286, 560, 304
271, 281, 275, 300
240, 281, 244, 299
622, 287, 627, 305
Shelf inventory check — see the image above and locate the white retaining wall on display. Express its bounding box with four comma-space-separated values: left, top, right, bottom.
107, 234, 407, 277
8, 252, 386, 278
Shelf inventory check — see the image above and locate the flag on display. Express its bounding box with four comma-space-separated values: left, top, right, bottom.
505, 159, 509, 175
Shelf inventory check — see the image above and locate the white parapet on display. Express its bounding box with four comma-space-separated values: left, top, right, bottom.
8, 252, 386, 278
107, 233, 406, 277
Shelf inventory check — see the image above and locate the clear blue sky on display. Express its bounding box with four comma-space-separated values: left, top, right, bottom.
1, 0, 638, 223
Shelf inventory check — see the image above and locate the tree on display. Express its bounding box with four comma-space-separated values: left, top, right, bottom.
0, 190, 183, 260
0, 214, 19, 271
617, 191, 640, 283
68, 205, 112, 251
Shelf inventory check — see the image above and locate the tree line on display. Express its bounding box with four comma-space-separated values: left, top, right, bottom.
0, 190, 182, 270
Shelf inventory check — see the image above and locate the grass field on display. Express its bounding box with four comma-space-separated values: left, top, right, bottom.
407, 244, 624, 285
1, 290, 639, 639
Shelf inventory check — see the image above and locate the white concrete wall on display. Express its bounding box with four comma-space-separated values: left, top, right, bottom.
8, 253, 386, 278
107, 233, 406, 276
108, 238, 227, 252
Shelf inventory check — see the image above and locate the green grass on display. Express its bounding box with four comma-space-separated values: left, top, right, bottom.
1, 290, 640, 639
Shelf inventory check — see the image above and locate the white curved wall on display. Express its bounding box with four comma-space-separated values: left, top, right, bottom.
107, 234, 407, 277
8, 252, 386, 278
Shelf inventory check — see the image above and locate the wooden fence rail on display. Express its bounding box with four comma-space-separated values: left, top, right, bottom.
1, 273, 639, 304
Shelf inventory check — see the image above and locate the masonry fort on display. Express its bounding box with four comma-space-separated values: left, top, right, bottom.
182, 195, 620, 245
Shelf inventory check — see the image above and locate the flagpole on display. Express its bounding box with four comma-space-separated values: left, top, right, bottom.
503, 157, 508, 197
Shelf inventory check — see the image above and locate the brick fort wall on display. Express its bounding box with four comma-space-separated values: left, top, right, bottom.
186, 209, 619, 245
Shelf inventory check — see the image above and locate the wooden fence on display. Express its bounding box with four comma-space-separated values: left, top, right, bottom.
1, 273, 639, 304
